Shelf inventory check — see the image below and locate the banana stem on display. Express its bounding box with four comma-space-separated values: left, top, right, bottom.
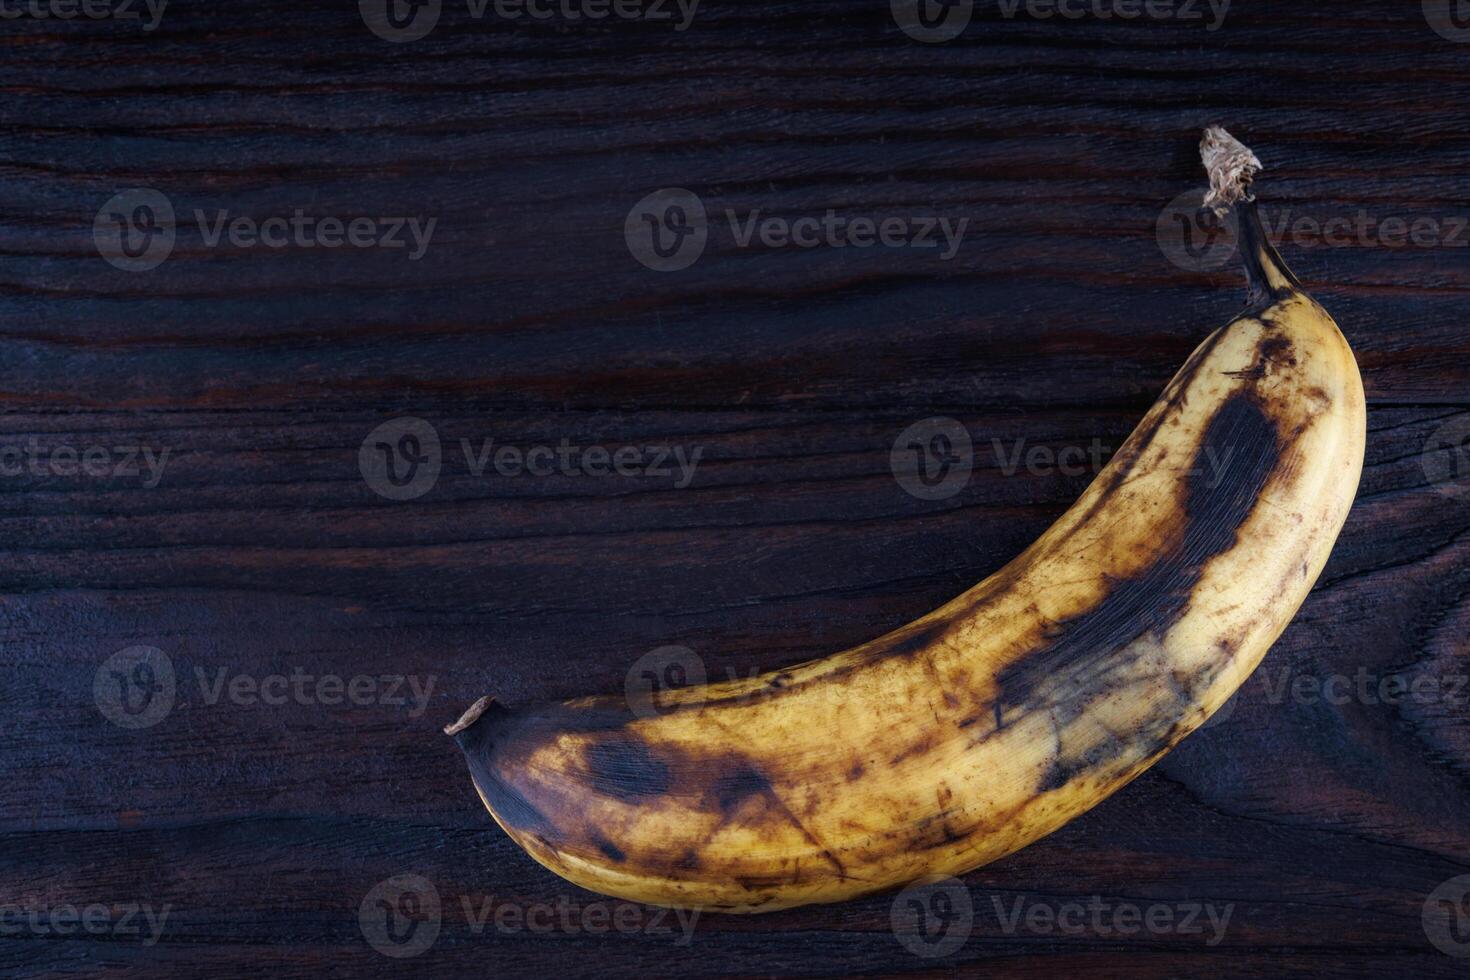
446, 695, 497, 738
1201, 126, 1302, 308
1201, 126, 1260, 215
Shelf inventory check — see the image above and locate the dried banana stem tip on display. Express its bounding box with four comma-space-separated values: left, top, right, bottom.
446, 695, 497, 737
1201, 126, 1262, 215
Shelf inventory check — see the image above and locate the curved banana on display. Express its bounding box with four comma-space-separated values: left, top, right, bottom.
448, 128, 1366, 912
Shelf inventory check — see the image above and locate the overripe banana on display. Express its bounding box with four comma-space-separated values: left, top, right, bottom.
449, 128, 1366, 912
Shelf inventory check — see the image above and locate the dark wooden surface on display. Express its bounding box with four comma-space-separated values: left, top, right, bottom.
3, 0, 1470, 976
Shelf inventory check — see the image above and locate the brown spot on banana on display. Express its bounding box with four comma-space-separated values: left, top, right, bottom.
448, 129, 1367, 913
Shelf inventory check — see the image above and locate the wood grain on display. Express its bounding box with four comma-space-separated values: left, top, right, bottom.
2, 0, 1469, 975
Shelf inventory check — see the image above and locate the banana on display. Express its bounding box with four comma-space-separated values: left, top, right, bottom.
448, 128, 1366, 913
